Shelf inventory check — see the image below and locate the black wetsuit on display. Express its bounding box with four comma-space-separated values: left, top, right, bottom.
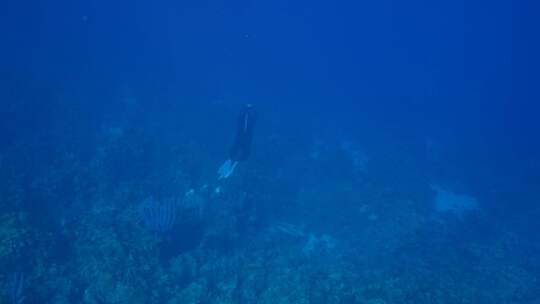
229, 105, 256, 162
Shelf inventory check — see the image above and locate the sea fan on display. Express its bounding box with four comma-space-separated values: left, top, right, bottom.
139, 197, 177, 233
8, 272, 25, 304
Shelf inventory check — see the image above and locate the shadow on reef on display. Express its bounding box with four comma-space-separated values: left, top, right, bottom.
159, 218, 206, 261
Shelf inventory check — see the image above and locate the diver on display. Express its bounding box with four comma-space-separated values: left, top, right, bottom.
218, 104, 256, 179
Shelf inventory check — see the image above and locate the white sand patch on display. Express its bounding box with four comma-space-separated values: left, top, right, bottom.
431, 184, 479, 217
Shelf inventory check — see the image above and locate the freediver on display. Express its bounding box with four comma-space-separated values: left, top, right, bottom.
218, 104, 256, 179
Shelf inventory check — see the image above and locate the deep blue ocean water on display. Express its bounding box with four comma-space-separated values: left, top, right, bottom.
1, 0, 538, 303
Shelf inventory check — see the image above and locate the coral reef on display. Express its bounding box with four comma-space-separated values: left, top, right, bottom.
0, 213, 30, 261
0, 104, 537, 304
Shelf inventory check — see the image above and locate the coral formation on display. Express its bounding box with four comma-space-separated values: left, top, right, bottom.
0, 107, 537, 304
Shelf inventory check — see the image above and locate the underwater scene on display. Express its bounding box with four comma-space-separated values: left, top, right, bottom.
1, 0, 538, 303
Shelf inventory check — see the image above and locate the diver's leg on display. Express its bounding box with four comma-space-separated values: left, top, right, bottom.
218, 159, 238, 179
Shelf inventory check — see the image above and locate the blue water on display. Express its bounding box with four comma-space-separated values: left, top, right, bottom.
1, 0, 538, 303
